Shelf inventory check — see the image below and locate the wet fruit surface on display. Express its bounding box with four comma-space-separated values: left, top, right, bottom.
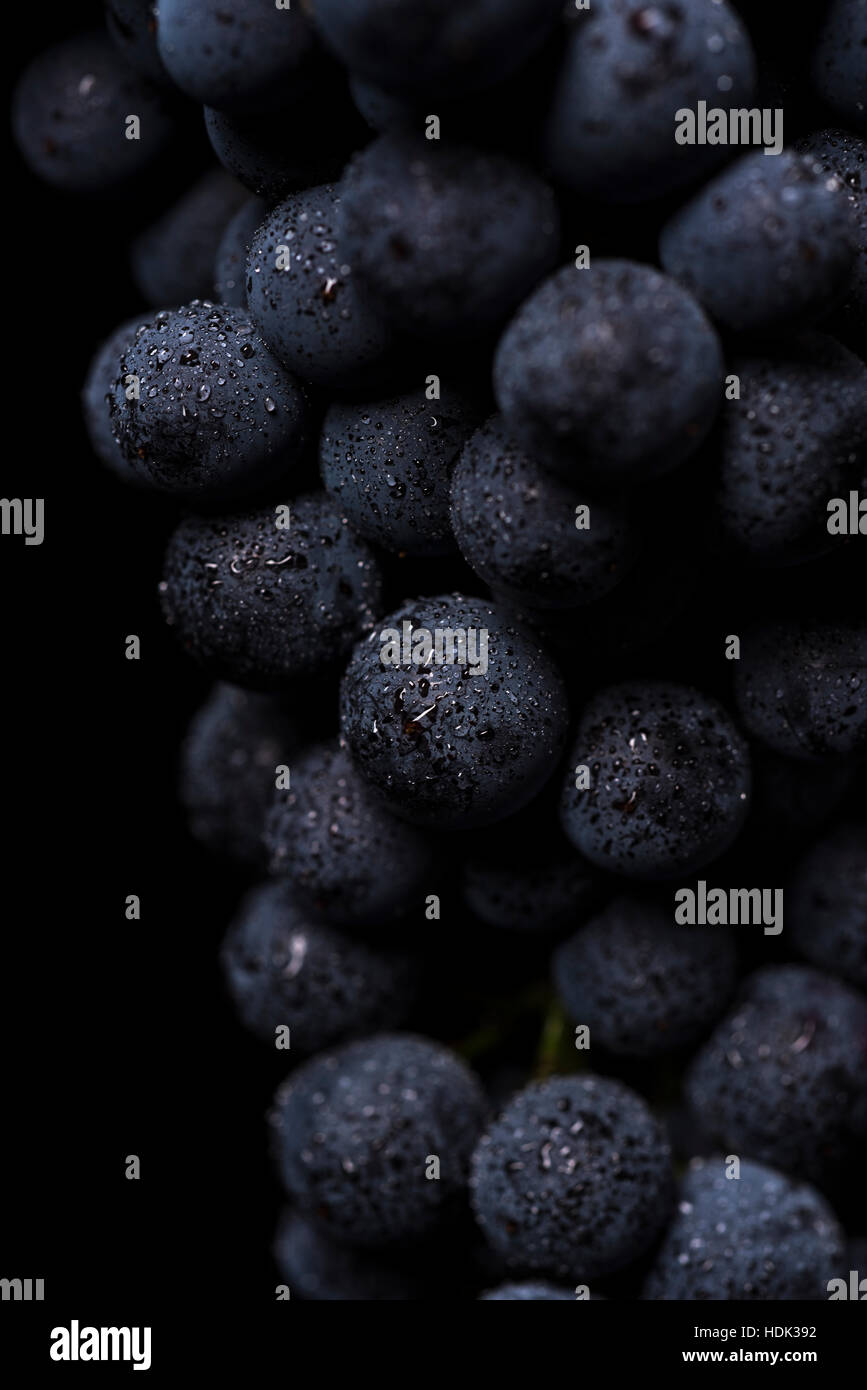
11, 0, 867, 1314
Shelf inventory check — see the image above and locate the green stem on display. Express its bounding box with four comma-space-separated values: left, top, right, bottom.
454, 982, 550, 1062
535, 997, 569, 1079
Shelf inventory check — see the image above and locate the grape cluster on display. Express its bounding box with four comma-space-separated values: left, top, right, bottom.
17, 0, 866, 1300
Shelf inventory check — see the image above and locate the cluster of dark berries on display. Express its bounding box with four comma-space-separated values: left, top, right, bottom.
16, 0, 866, 1300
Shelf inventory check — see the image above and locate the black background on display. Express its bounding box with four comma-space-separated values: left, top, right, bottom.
4, 0, 285, 1352
3, 0, 865, 1368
